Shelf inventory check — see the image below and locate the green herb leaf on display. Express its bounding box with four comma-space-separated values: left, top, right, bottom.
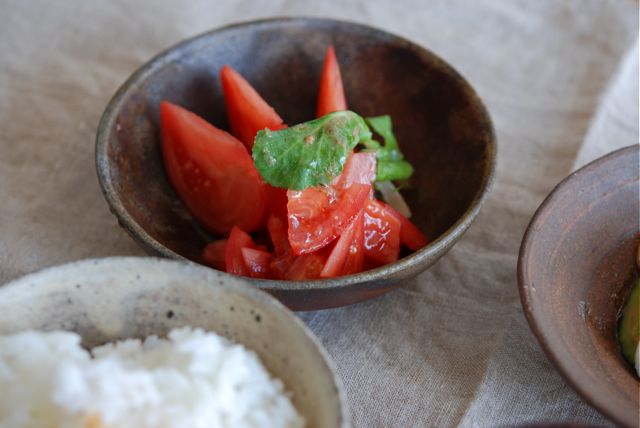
363, 115, 413, 181
253, 111, 372, 190
375, 159, 414, 182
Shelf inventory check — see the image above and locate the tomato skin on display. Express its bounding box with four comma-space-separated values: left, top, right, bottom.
220, 65, 285, 149
202, 239, 227, 270
321, 210, 364, 277
317, 45, 347, 117
225, 226, 256, 276
363, 199, 401, 264
160, 101, 268, 235
381, 202, 429, 250
241, 247, 272, 279
287, 183, 371, 255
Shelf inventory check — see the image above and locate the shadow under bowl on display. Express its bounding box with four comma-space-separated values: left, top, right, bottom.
0, 257, 347, 427
518, 145, 640, 427
96, 17, 496, 311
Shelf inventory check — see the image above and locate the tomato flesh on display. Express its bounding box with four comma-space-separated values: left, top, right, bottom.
225, 226, 257, 276
270, 253, 293, 280
341, 210, 365, 275
382, 202, 429, 250
202, 239, 227, 270
220, 65, 285, 149
321, 210, 364, 277
267, 214, 291, 257
265, 184, 289, 220
160, 101, 268, 235
333, 152, 377, 189
317, 45, 347, 117
285, 252, 328, 280
287, 183, 371, 255
363, 199, 401, 264
241, 247, 272, 279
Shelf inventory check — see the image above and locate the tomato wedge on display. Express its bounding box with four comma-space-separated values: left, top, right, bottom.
286, 152, 375, 256
161, 101, 268, 235
267, 214, 290, 257
241, 247, 272, 279
333, 152, 377, 189
220, 65, 286, 149
317, 45, 347, 117
285, 252, 328, 280
225, 226, 256, 276
265, 184, 289, 220
270, 253, 294, 280
341, 211, 365, 275
287, 183, 371, 255
363, 199, 401, 264
202, 239, 227, 270
321, 211, 365, 277
382, 202, 429, 250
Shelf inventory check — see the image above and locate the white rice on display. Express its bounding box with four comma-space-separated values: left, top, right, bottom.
0, 327, 304, 428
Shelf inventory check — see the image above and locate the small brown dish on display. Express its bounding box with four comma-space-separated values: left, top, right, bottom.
96, 17, 496, 310
518, 145, 639, 427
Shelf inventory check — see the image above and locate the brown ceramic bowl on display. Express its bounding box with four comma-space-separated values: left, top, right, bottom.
96, 17, 496, 311
518, 145, 639, 427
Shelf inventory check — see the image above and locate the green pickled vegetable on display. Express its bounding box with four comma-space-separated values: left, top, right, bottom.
618, 278, 640, 367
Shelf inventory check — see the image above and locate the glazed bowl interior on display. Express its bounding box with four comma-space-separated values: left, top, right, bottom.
0, 257, 347, 428
518, 145, 639, 427
96, 17, 495, 310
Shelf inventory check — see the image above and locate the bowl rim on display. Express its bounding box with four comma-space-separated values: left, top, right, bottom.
0, 256, 350, 427
95, 16, 497, 292
517, 144, 639, 427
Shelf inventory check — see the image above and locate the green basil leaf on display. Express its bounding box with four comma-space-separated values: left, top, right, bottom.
364, 115, 413, 181
253, 111, 372, 190
376, 160, 414, 182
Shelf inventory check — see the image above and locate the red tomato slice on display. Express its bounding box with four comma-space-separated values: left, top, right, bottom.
241, 247, 272, 279
270, 253, 294, 280
267, 214, 291, 257
317, 45, 347, 117
341, 211, 365, 275
202, 239, 227, 270
225, 226, 256, 276
287, 186, 337, 255
363, 199, 401, 264
285, 252, 328, 280
287, 183, 371, 255
321, 210, 364, 277
161, 101, 268, 235
265, 184, 289, 220
220, 65, 286, 149
381, 202, 429, 250
332, 152, 377, 189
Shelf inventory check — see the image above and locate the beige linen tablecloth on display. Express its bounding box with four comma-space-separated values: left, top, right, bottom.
1, 1, 638, 426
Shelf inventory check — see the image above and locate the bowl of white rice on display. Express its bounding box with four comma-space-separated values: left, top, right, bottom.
0, 257, 347, 428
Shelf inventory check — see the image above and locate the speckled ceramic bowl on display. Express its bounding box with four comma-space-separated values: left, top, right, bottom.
0, 257, 348, 427
518, 145, 639, 427
95, 17, 496, 310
